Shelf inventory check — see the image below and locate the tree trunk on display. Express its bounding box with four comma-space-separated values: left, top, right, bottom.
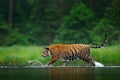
8, 0, 13, 25
118, 34, 120, 44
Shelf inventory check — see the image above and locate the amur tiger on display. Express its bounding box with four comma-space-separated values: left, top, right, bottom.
41, 34, 108, 66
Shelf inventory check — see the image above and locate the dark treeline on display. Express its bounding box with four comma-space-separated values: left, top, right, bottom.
0, 0, 120, 46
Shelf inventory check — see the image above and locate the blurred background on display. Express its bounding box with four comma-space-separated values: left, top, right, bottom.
0, 0, 120, 46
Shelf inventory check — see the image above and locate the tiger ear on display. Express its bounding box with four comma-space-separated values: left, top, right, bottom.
46, 47, 49, 50
44, 47, 49, 50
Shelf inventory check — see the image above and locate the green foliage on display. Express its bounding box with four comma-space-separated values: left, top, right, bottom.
92, 18, 119, 45
54, 3, 94, 44
0, 24, 30, 46
105, 0, 120, 28
0, 0, 119, 46
26, 0, 61, 45
0, 24, 11, 46
0, 11, 6, 24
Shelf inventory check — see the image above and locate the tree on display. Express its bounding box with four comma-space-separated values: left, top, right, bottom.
54, 3, 94, 44
8, 0, 13, 25
92, 0, 120, 45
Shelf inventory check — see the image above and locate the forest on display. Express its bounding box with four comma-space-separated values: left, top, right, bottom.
0, 0, 120, 46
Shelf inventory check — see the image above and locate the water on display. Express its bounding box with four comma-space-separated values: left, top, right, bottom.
95, 61, 104, 67
0, 66, 120, 80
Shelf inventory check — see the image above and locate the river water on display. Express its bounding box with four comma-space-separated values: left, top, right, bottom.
0, 66, 120, 80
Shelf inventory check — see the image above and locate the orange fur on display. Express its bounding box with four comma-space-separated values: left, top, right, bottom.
42, 44, 95, 66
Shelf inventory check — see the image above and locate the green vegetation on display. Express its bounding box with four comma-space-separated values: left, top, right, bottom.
0, 0, 120, 46
0, 45, 120, 66
91, 45, 120, 66
0, 46, 42, 65
0, 0, 119, 66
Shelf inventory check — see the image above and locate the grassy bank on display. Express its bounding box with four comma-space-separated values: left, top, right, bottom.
0, 45, 42, 65
91, 45, 120, 66
0, 45, 120, 66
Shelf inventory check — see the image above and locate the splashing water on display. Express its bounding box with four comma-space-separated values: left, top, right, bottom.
95, 61, 104, 67
28, 60, 104, 67
28, 60, 43, 66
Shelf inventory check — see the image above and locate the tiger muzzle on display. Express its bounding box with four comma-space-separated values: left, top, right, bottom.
41, 54, 46, 57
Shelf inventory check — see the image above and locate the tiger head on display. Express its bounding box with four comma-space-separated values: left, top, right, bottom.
41, 47, 51, 57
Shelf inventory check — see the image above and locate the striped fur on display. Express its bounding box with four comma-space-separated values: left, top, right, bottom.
41, 34, 108, 66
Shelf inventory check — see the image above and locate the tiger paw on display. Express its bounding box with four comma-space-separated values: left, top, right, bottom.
42, 64, 49, 67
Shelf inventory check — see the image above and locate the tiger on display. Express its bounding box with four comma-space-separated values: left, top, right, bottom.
41, 34, 108, 66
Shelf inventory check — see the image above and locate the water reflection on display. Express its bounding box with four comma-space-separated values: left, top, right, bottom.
48, 67, 93, 80
0, 66, 120, 80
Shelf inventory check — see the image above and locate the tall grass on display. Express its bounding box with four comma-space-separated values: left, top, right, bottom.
0, 45, 120, 66
0, 45, 42, 65
91, 45, 120, 66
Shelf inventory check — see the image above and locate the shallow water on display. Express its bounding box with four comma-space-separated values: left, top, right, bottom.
0, 66, 120, 80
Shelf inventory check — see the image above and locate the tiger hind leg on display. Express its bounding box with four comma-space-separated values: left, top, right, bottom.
62, 60, 67, 66
86, 56, 95, 66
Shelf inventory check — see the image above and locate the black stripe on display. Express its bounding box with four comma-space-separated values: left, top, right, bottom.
63, 56, 67, 60
74, 53, 78, 59
84, 49, 90, 61
71, 45, 78, 60
70, 47, 75, 61
68, 55, 71, 61
65, 55, 69, 60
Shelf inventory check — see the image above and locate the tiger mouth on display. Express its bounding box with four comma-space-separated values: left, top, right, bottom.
41, 55, 46, 57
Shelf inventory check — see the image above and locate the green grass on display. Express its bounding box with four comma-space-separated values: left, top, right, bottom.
91, 45, 120, 66
0, 45, 43, 65
0, 45, 120, 66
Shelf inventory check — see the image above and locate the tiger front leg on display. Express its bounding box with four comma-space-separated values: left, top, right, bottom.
44, 57, 57, 67
87, 56, 95, 66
